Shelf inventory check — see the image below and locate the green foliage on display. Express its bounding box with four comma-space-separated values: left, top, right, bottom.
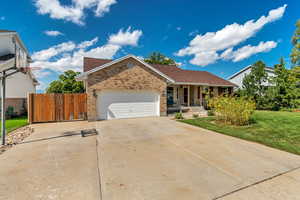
242, 61, 269, 109
174, 112, 184, 119
46, 70, 85, 93
269, 58, 300, 109
192, 114, 199, 118
209, 96, 256, 126
5, 106, 17, 119
291, 19, 300, 68
239, 58, 300, 110
207, 110, 215, 116
144, 52, 176, 65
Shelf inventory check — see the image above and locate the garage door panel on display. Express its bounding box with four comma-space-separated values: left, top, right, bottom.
97, 91, 160, 120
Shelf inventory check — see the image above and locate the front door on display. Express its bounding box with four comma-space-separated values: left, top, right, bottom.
183, 87, 188, 105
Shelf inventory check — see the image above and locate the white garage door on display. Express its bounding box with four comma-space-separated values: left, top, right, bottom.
97, 90, 160, 120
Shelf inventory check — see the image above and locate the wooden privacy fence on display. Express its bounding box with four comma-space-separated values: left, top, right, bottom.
28, 93, 87, 123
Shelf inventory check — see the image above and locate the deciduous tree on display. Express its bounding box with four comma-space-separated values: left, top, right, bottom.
46, 70, 84, 93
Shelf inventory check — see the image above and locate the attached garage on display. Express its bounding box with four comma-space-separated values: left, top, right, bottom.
97, 90, 160, 120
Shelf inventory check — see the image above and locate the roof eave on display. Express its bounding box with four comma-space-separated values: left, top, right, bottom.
76, 55, 175, 83
172, 82, 236, 87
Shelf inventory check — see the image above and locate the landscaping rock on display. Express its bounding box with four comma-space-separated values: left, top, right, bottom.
0, 126, 34, 155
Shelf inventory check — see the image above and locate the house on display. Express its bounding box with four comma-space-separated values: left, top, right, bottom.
76, 55, 235, 120
228, 65, 275, 89
0, 30, 38, 115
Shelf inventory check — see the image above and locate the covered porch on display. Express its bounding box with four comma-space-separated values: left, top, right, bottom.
166, 84, 233, 113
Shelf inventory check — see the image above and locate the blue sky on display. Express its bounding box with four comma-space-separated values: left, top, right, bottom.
0, 0, 299, 92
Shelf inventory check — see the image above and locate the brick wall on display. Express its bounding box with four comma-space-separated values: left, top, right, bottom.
1, 98, 27, 116
86, 57, 167, 120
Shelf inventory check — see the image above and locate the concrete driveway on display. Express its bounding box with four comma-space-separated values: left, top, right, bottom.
98, 117, 300, 200
1, 117, 300, 200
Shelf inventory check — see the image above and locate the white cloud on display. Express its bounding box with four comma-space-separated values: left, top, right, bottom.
32, 41, 76, 61
34, 0, 117, 25
221, 41, 277, 62
31, 27, 142, 73
33, 70, 52, 78
176, 27, 182, 31
0, 16, 5, 21
108, 27, 143, 46
44, 30, 64, 36
77, 37, 99, 49
176, 4, 287, 66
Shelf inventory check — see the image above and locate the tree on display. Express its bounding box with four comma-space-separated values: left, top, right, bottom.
270, 58, 299, 109
46, 70, 85, 93
144, 52, 176, 65
242, 61, 269, 108
291, 19, 300, 68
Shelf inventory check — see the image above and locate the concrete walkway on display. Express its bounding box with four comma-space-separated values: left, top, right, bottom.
1, 117, 300, 200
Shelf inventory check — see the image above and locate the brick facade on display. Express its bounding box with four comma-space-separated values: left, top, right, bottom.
1, 98, 27, 116
86, 57, 167, 121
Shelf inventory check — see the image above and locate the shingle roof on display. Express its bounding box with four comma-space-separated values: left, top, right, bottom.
83, 57, 112, 72
151, 64, 235, 86
83, 57, 236, 87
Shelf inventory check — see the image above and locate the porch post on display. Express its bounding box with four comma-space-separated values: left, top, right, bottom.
187, 85, 190, 106
199, 86, 203, 106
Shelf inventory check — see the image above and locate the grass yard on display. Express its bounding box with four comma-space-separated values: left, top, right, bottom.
181, 111, 300, 155
0, 117, 28, 135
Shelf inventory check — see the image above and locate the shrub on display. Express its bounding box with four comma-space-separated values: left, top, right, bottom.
175, 112, 184, 120
207, 110, 215, 116
6, 106, 17, 119
192, 114, 199, 118
209, 96, 255, 126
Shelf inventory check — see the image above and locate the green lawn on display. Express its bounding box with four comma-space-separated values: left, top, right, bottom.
0, 117, 28, 135
181, 111, 300, 155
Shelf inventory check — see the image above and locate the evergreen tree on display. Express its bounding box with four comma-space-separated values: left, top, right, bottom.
291, 19, 300, 68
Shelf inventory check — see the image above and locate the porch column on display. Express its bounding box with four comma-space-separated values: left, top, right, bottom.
199, 86, 203, 106
187, 85, 190, 106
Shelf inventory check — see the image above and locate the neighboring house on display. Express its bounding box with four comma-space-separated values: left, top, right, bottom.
228, 65, 275, 89
77, 55, 235, 120
0, 30, 38, 115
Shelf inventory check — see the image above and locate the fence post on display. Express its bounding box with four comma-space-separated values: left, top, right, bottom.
28, 93, 33, 124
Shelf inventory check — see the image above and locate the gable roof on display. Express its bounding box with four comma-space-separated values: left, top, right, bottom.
228, 65, 275, 80
77, 55, 175, 82
78, 55, 236, 87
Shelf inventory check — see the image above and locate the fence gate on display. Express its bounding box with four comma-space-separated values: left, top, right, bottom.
28, 93, 87, 123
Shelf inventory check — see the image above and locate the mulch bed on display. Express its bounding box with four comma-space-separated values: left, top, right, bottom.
0, 126, 34, 155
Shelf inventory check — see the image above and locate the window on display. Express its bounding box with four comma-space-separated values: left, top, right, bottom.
167, 87, 174, 106
198, 87, 201, 99
177, 88, 179, 99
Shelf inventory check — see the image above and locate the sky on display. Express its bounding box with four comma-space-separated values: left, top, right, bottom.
0, 0, 299, 92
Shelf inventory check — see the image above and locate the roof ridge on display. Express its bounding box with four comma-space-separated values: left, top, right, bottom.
84, 57, 112, 60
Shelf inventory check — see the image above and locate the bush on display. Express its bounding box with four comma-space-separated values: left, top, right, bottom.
192, 114, 199, 118
207, 110, 215, 116
209, 96, 255, 126
174, 112, 184, 119
6, 106, 17, 119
